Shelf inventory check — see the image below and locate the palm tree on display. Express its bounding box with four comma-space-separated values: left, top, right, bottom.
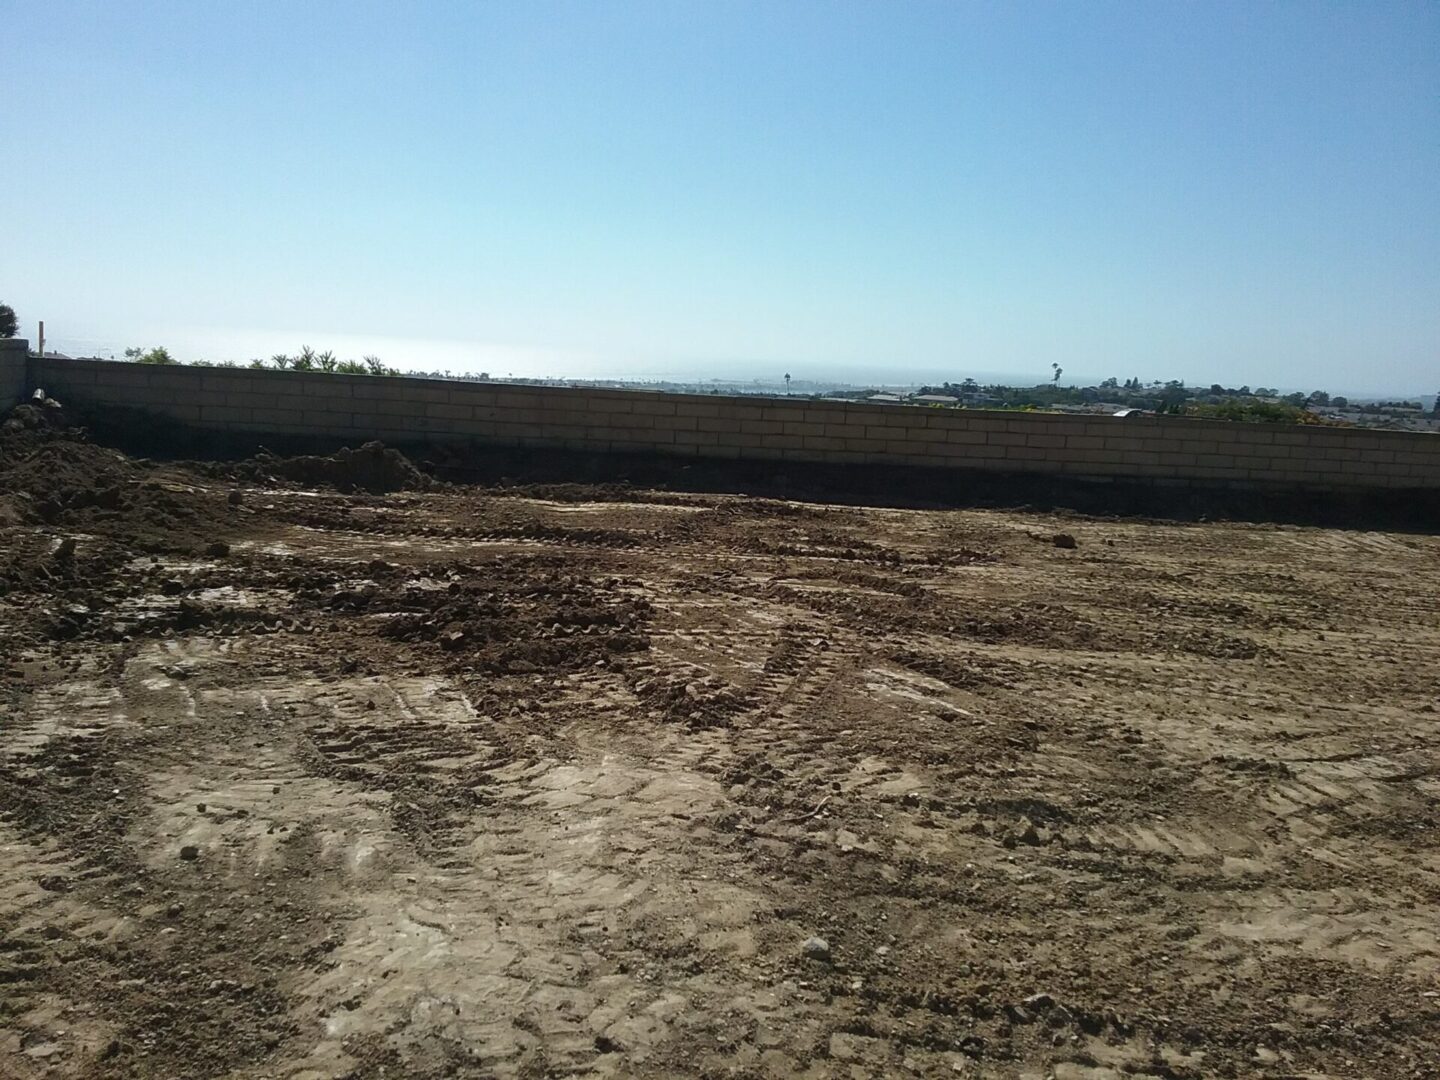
784, 372, 792, 394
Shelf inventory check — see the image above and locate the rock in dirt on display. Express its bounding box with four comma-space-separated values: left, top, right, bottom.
205, 541, 231, 558
178, 845, 200, 861
802, 936, 831, 961
1052, 533, 1078, 549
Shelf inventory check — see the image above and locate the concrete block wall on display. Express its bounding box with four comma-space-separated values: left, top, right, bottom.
26, 355, 1440, 492
0, 339, 27, 411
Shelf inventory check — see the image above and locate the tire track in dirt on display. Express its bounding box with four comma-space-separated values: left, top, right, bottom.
4, 444, 1440, 1077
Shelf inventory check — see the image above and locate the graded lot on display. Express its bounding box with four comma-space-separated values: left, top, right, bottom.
2, 418, 1438, 1079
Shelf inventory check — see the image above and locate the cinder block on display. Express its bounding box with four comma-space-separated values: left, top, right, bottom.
1232, 427, 1277, 445
988, 432, 1028, 447
943, 429, 988, 445
1195, 453, 1238, 469
674, 430, 719, 446
1395, 450, 1439, 466
35, 362, 98, 386
300, 409, 359, 430
1025, 433, 1067, 449
491, 391, 545, 410
1189, 465, 1251, 480
447, 388, 499, 407
1119, 450, 1162, 467
200, 405, 252, 424
803, 408, 850, 426
587, 397, 635, 414
931, 441, 983, 459
760, 405, 806, 422
1356, 449, 1396, 464
1002, 445, 1060, 462
1157, 453, 1200, 468
697, 416, 741, 433
351, 380, 408, 400
1064, 449, 1119, 465
740, 419, 784, 436
676, 402, 721, 419
781, 421, 826, 437
962, 417, 1011, 434
425, 403, 473, 420
247, 407, 304, 428
905, 427, 950, 444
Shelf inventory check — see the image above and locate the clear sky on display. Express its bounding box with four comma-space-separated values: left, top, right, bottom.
5, 1, 1438, 393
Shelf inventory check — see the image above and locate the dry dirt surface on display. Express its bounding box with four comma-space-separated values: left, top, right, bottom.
2, 418, 1438, 1079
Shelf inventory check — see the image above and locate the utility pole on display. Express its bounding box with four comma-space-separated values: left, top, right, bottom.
38, 321, 44, 358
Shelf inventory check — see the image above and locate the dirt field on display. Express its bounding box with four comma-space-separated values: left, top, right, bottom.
2, 411, 1438, 1079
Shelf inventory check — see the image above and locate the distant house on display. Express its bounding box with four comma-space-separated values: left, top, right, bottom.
913, 394, 959, 405
960, 391, 1000, 405
867, 393, 903, 404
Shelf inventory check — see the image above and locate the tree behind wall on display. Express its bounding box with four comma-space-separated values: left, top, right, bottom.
124, 346, 178, 365
0, 304, 16, 339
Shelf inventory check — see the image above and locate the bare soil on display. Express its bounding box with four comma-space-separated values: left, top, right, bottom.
2, 416, 1438, 1079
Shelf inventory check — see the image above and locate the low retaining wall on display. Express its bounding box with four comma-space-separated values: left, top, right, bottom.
25, 355, 1440, 493
0, 339, 26, 411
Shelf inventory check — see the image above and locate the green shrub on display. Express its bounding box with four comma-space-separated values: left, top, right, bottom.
1187, 399, 1328, 425
125, 346, 178, 365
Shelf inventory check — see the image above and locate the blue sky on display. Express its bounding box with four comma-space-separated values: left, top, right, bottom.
5, 1, 1437, 393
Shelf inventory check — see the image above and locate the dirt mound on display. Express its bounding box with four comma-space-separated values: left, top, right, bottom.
0, 402, 238, 552
0, 402, 125, 519
240, 441, 436, 494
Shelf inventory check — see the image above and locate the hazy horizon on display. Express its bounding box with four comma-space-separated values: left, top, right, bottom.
7, 2, 1437, 397
24, 321, 1433, 401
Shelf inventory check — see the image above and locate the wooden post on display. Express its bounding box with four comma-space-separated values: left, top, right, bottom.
37, 321, 44, 358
